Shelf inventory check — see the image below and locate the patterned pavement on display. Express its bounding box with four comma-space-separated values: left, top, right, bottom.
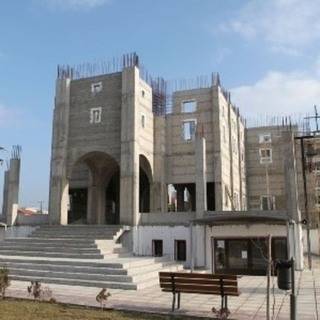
4, 257, 320, 320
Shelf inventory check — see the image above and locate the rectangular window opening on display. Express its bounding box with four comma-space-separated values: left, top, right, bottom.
207, 182, 215, 211
91, 82, 103, 94
182, 120, 196, 141
182, 100, 197, 113
152, 240, 163, 257
141, 114, 146, 128
259, 148, 272, 164
167, 183, 196, 212
259, 133, 272, 144
260, 195, 276, 210
90, 107, 102, 124
175, 240, 187, 261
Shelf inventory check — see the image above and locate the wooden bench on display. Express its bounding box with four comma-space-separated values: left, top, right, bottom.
159, 272, 240, 314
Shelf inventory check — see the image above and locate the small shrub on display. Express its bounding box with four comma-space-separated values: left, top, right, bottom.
27, 281, 54, 302
0, 266, 10, 299
96, 288, 111, 309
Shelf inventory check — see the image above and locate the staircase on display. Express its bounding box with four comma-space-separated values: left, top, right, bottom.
0, 225, 183, 290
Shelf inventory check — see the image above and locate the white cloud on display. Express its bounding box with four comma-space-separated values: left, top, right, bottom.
221, 0, 320, 54
231, 71, 320, 120
41, 0, 110, 10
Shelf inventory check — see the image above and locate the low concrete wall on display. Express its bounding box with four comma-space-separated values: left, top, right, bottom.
0, 226, 6, 241
140, 212, 195, 226
133, 225, 192, 267
16, 213, 49, 226
303, 229, 320, 255
0, 225, 37, 240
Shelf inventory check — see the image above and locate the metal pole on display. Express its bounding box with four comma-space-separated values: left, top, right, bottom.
300, 138, 312, 269
266, 165, 271, 209
267, 234, 272, 320
290, 258, 297, 320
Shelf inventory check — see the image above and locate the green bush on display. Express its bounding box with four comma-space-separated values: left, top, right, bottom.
0, 266, 10, 299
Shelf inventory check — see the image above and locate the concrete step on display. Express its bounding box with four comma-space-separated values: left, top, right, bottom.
3, 238, 97, 244
37, 225, 122, 230
31, 230, 119, 235
0, 257, 124, 268
0, 262, 128, 275
28, 235, 117, 240
9, 268, 133, 283
9, 275, 137, 290
0, 246, 100, 254
0, 250, 103, 259
127, 260, 183, 276
0, 241, 98, 248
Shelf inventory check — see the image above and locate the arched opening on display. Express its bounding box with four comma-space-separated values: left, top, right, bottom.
68, 152, 120, 224
105, 170, 120, 224
139, 155, 152, 213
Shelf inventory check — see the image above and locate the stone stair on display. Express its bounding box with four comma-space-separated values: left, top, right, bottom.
0, 225, 183, 290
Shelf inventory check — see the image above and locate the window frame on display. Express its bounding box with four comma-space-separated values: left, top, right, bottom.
260, 195, 276, 210
182, 119, 197, 141
259, 133, 272, 144
141, 113, 146, 128
90, 107, 102, 124
259, 148, 272, 164
91, 82, 103, 94
181, 100, 197, 113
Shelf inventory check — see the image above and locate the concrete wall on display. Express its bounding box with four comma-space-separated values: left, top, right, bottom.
132, 225, 191, 267
165, 88, 214, 184
140, 212, 195, 225
246, 127, 290, 210
67, 72, 122, 167
0, 225, 37, 240
16, 214, 49, 226
303, 229, 320, 255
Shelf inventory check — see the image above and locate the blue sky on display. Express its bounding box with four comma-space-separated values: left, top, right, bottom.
1, 0, 320, 209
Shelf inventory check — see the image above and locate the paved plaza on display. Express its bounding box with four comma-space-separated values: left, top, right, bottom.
4, 258, 319, 320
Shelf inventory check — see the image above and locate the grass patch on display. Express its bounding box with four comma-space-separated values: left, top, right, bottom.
0, 299, 200, 320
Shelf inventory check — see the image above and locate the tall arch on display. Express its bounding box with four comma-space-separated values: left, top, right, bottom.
139, 155, 153, 213
68, 151, 120, 224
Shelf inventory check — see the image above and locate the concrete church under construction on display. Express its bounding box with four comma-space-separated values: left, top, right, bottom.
46, 53, 317, 275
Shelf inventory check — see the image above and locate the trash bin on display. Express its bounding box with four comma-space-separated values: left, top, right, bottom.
276, 260, 292, 290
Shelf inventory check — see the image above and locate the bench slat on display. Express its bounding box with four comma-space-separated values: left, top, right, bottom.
159, 272, 237, 280
160, 283, 239, 294
159, 278, 237, 286
161, 288, 240, 296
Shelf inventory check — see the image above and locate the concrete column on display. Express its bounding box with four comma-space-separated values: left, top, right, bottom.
87, 169, 106, 225
48, 78, 71, 225
282, 131, 304, 270
196, 136, 207, 218
1, 170, 9, 221
153, 116, 167, 213
120, 67, 140, 226
176, 185, 184, 211
6, 158, 21, 226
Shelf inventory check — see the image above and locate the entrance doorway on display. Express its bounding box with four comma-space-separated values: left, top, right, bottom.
69, 151, 120, 224
68, 188, 87, 224
213, 237, 287, 275
105, 171, 120, 224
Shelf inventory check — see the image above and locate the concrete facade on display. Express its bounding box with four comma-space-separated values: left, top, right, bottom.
49, 64, 246, 227
47, 55, 305, 272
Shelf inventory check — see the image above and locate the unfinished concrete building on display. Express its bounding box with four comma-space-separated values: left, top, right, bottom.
49, 54, 246, 226
48, 53, 304, 275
